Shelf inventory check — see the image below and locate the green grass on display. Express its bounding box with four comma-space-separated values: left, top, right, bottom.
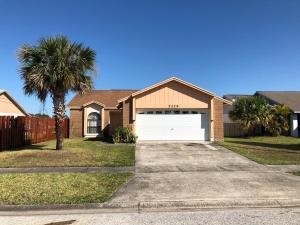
293, 172, 300, 176
0, 138, 135, 167
218, 136, 300, 165
0, 172, 131, 205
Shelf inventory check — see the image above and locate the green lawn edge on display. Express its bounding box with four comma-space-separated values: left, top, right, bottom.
217, 136, 300, 165
0, 172, 132, 205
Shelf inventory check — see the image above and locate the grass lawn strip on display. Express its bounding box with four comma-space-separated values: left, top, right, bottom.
293, 172, 300, 176
0, 138, 135, 168
218, 136, 300, 165
0, 172, 132, 205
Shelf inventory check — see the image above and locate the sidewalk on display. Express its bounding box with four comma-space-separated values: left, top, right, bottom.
266, 165, 300, 173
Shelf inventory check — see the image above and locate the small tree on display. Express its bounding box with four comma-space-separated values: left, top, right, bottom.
18, 36, 96, 150
267, 104, 291, 136
229, 96, 270, 133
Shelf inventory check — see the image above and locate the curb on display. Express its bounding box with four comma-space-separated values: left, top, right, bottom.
1, 198, 300, 214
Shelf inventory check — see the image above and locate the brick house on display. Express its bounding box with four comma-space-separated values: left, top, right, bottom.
67, 77, 231, 141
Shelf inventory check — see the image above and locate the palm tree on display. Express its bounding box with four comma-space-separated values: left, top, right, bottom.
229, 96, 270, 135
267, 104, 291, 136
18, 36, 96, 150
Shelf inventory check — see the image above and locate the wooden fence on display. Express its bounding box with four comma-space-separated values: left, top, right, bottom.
224, 123, 262, 137
0, 116, 69, 150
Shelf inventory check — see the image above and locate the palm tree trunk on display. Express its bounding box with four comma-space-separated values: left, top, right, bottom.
53, 93, 66, 150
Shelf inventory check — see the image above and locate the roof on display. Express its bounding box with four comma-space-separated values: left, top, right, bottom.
0, 89, 28, 115
118, 77, 232, 105
223, 94, 253, 102
67, 90, 139, 109
256, 91, 300, 113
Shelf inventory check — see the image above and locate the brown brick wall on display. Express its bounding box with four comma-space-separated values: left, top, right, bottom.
70, 109, 83, 138
122, 99, 133, 129
213, 98, 224, 141
110, 110, 122, 135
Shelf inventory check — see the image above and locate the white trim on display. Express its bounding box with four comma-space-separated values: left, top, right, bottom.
0, 112, 24, 117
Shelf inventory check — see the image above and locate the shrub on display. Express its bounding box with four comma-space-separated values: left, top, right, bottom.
113, 127, 136, 144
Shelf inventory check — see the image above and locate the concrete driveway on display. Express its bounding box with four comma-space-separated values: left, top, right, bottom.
108, 142, 300, 209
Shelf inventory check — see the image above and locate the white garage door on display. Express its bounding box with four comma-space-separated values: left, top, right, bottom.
135, 113, 209, 141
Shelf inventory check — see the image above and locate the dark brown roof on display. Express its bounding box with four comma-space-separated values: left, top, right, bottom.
256, 91, 300, 112
223, 94, 252, 102
67, 90, 139, 109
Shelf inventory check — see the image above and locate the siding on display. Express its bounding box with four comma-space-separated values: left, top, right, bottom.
0, 93, 26, 116
135, 81, 210, 109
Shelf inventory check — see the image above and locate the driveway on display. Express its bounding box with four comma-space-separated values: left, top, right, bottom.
108, 142, 300, 208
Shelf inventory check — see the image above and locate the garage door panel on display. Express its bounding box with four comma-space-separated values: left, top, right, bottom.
136, 114, 208, 141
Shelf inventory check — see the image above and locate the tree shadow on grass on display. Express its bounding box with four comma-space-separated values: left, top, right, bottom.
1, 143, 53, 152
83, 137, 114, 144
227, 140, 300, 151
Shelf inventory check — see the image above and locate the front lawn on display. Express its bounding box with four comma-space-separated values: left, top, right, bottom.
0, 172, 131, 205
218, 136, 300, 165
0, 138, 135, 167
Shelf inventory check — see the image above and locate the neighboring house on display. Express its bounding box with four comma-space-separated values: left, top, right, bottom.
255, 91, 300, 137
67, 77, 231, 141
0, 89, 28, 117
223, 92, 300, 138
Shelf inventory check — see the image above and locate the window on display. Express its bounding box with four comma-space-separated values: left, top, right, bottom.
87, 112, 101, 134
147, 111, 154, 114
191, 111, 198, 114
164, 110, 171, 114
156, 111, 162, 114
182, 111, 189, 114
173, 110, 180, 114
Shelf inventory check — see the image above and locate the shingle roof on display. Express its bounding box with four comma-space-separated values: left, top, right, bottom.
67, 90, 139, 109
223, 94, 252, 102
256, 91, 300, 112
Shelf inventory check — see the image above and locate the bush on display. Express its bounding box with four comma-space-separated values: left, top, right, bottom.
113, 127, 136, 144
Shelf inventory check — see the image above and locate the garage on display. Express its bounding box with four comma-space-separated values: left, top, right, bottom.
135, 110, 209, 141
115, 77, 231, 142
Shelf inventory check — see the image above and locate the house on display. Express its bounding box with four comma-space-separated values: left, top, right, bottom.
255, 91, 300, 137
67, 77, 231, 141
0, 89, 28, 117
223, 92, 300, 137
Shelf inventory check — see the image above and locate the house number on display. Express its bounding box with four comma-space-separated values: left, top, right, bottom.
168, 104, 179, 108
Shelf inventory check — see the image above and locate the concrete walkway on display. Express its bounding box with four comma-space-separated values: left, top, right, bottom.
0, 166, 134, 173
107, 142, 300, 209
266, 165, 300, 173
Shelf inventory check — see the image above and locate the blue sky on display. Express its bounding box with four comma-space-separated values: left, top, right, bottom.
0, 0, 300, 115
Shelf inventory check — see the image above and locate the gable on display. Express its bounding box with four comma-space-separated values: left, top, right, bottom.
0, 93, 27, 116
135, 80, 212, 109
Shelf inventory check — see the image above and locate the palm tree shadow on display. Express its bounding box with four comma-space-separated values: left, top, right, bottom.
1, 143, 53, 152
